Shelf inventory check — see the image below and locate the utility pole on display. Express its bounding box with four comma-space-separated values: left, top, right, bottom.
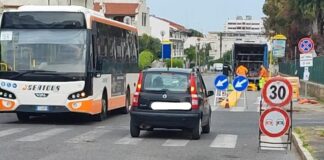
220, 32, 223, 60
195, 38, 201, 68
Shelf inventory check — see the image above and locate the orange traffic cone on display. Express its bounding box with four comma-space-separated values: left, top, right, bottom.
225, 98, 230, 109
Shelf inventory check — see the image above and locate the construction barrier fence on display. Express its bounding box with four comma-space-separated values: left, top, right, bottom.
279, 56, 324, 85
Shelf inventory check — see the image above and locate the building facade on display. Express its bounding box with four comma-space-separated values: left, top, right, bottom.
150, 16, 188, 59
224, 15, 265, 33
93, 0, 150, 36
150, 15, 170, 41
207, 16, 267, 60
156, 17, 188, 58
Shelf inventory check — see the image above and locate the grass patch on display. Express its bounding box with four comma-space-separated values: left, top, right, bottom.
317, 98, 324, 104
294, 127, 314, 154
318, 130, 324, 137
294, 127, 303, 135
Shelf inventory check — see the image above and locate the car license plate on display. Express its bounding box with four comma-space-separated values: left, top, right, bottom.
36, 106, 49, 111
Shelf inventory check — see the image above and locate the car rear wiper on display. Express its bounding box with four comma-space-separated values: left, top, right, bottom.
10, 70, 57, 79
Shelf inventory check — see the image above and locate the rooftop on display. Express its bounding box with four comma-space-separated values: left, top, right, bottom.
93, 3, 139, 16
152, 16, 187, 32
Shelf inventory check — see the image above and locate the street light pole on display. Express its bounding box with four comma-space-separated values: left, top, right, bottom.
160, 31, 165, 62
196, 38, 201, 68
220, 32, 223, 60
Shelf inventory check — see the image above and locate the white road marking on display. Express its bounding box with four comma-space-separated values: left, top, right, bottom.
230, 107, 245, 112
114, 135, 143, 145
210, 134, 238, 148
254, 97, 262, 105
162, 139, 190, 147
260, 136, 285, 150
16, 128, 69, 142
211, 105, 218, 111
66, 129, 110, 143
0, 128, 27, 138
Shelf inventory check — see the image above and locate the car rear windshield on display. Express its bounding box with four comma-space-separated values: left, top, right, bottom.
143, 72, 189, 92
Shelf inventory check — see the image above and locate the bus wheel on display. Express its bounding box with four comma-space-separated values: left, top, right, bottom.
94, 95, 108, 121
122, 90, 131, 114
16, 113, 30, 122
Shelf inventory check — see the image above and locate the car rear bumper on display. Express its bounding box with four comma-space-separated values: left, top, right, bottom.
130, 109, 200, 129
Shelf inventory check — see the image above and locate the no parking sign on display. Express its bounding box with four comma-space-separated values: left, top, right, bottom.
298, 38, 314, 54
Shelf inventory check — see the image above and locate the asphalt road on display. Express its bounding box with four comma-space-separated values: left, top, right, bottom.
0, 75, 301, 160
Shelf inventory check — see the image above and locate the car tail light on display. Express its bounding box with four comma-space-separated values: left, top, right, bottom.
190, 74, 199, 110
132, 72, 143, 107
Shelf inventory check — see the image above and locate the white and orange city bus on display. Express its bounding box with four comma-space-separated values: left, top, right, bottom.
0, 5, 139, 121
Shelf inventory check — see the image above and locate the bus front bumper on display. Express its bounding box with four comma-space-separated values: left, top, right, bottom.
0, 98, 102, 115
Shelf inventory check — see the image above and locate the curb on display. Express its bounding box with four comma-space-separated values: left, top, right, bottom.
292, 132, 314, 160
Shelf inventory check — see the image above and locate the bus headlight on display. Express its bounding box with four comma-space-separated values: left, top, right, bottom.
72, 102, 82, 109
68, 91, 87, 100
2, 100, 13, 108
0, 88, 16, 100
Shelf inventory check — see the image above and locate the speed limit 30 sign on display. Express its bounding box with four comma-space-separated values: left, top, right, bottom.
262, 77, 293, 107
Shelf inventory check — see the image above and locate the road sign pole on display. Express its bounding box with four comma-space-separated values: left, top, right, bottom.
232, 76, 249, 108
305, 80, 308, 97
259, 77, 294, 151
162, 43, 164, 62
244, 91, 247, 109
214, 75, 229, 108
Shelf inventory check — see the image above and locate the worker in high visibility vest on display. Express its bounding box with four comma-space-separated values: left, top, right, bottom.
235, 64, 248, 77
259, 64, 269, 89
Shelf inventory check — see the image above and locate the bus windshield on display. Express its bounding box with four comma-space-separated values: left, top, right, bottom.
0, 29, 87, 73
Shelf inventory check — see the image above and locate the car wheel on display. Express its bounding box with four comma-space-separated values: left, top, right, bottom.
121, 91, 131, 114
94, 96, 107, 121
16, 113, 30, 122
202, 115, 211, 134
192, 118, 202, 140
130, 119, 140, 137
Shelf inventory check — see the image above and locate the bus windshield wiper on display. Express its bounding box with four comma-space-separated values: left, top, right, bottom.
10, 70, 57, 79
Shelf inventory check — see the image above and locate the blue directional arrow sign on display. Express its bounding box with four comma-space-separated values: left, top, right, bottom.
214, 74, 229, 91
233, 76, 249, 91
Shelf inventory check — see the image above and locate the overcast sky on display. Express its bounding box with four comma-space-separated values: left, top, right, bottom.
147, 0, 266, 33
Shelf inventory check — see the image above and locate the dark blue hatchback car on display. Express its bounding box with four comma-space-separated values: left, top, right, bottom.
130, 68, 214, 140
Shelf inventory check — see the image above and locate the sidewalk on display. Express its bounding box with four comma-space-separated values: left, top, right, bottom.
293, 97, 324, 160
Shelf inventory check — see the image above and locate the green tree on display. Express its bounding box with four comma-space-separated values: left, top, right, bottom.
139, 34, 162, 59
184, 46, 196, 63
210, 50, 232, 65
165, 58, 184, 68
138, 50, 154, 70
297, 0, 324, 35
188, 29, 204, 37
263, 0, 324, 57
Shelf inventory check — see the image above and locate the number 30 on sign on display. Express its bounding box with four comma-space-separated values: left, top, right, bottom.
262, 77, 293, 107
